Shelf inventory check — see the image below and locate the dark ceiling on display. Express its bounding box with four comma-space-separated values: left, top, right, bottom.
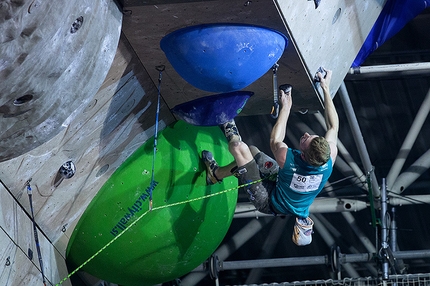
176, 7, 430, 286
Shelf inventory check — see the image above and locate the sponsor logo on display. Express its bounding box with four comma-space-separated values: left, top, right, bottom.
110, 181, 158, 236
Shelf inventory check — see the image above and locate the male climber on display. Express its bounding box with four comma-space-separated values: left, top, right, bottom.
202, 68, 339, 246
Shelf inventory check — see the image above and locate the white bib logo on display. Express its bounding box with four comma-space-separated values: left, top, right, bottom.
290, 173, 323, 192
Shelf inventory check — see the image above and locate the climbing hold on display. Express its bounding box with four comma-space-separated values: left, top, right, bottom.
160, 23, 288, 92
171, 91, 253, 126
58, 161, 76, 179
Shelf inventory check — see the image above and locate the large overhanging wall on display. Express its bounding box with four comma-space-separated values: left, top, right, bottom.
121, 0, 386, 116
274, 0, 387, 102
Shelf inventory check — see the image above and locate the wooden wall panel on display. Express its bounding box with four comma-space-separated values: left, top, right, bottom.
0, 184, 71, 286
121, 0, 320, 115
121, 0, 385, 114
0, 233, 43, 286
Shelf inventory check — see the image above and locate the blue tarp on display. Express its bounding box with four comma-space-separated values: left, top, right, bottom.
352, 0, 430, 67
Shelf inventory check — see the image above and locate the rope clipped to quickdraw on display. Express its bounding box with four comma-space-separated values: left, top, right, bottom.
148, 65, 165, 211
26, 178, 47, 286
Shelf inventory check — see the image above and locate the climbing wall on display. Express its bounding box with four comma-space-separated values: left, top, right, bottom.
122, 0, 386, 115
275, 0, 387, 102
0, 20, 175, 286
0, 183, 70, 286
0, 0, 122, 162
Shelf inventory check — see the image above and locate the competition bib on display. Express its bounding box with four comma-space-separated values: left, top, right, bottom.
289, 173, 323, 192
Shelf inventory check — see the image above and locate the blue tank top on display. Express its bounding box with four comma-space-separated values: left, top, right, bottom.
270, 148, 332, 218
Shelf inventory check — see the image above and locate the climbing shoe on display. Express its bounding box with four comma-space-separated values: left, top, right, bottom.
220, 119, 241, 142
292, 216, 314, 246
202, 150, 222, 185
279, 84, 292, 94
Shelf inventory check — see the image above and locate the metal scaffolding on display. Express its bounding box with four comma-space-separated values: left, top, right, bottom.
180, 64, 430, 286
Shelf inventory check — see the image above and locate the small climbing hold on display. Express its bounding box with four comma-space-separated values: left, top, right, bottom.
309, 0, 321, 9
59, 161, 76, 179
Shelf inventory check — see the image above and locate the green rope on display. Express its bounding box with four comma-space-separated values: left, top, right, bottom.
56, 178, 262, 285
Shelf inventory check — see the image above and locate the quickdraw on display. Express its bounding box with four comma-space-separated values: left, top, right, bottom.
26, 179, 47, 286
148, 65, 165, 211
271, 63, 280, 119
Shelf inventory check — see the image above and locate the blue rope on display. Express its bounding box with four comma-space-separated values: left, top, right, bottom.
27, 179, 47, 286
149, 65, 165, 210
